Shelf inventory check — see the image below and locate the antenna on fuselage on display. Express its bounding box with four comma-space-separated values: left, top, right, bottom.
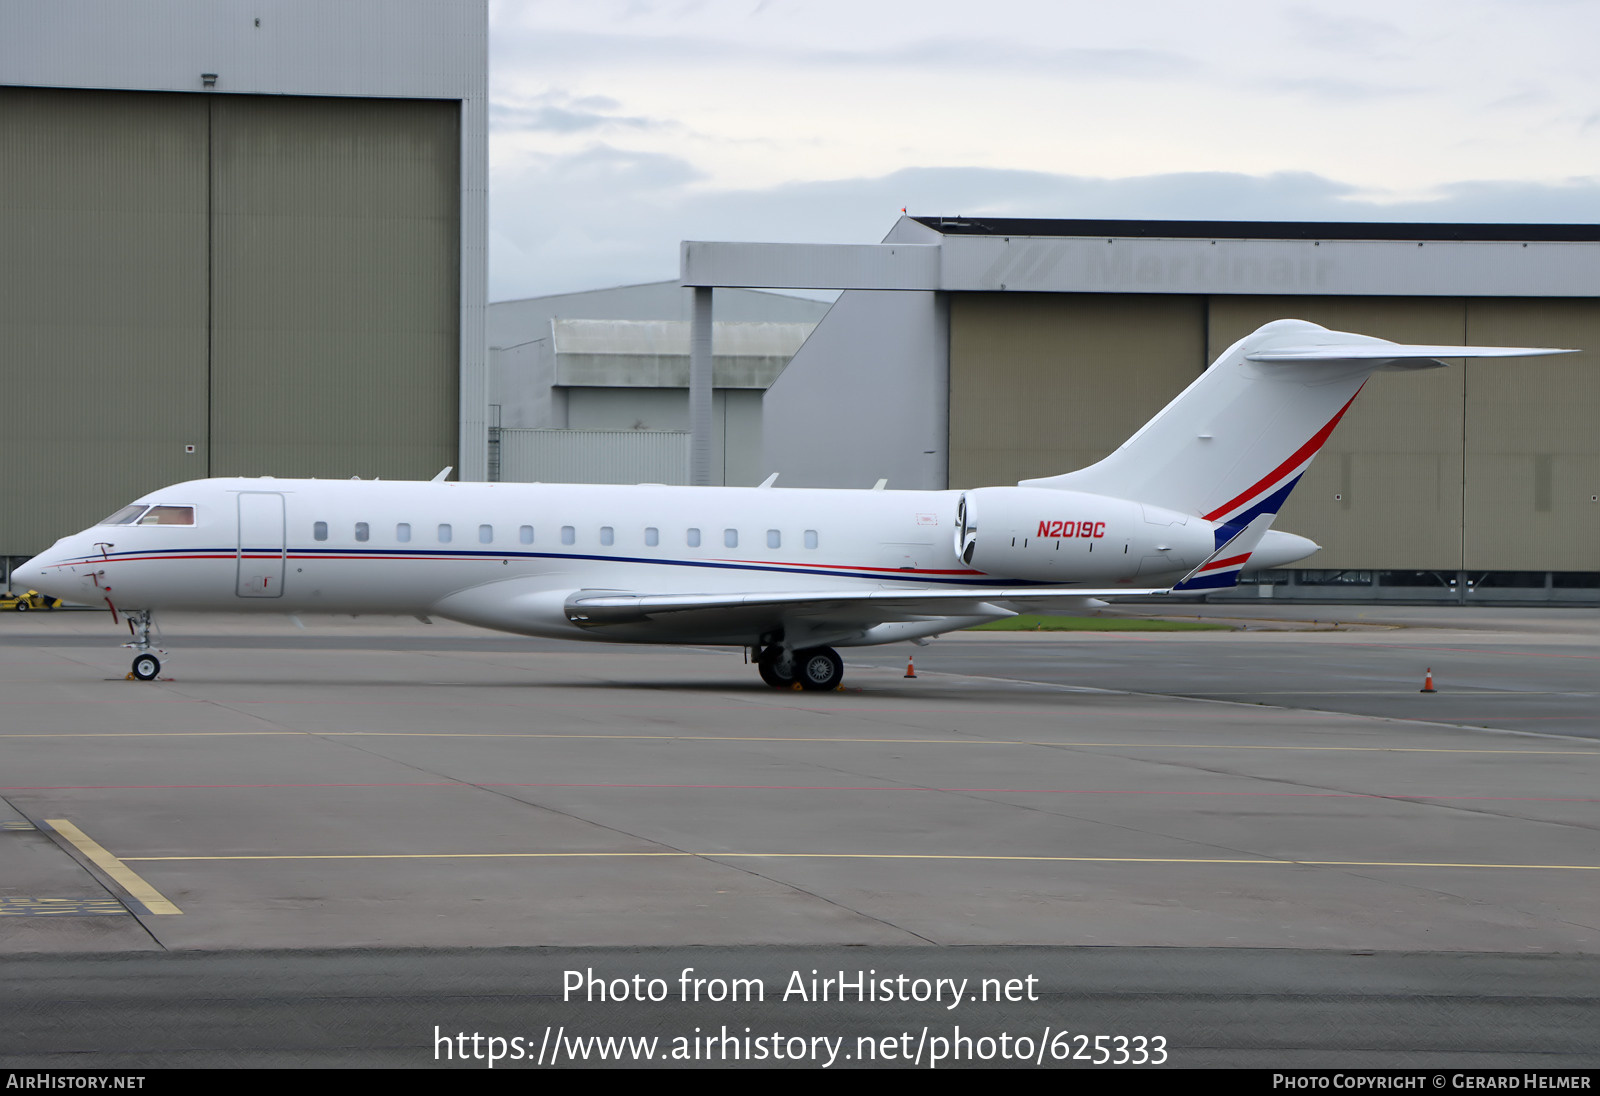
430, 466, 453, 482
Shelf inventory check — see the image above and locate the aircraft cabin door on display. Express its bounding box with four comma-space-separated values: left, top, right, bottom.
237, 492, 286, 598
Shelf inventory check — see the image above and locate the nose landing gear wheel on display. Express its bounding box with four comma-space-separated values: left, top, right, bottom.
131, 653, 160, 681
796, 646, 844, 691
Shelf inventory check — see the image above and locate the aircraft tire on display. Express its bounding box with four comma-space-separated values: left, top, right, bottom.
131, 654, 160, 681
757, 648, 794, 688
796, 646, 843, 691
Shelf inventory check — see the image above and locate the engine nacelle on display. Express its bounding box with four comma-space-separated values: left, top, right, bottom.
955, 487, 1214, 583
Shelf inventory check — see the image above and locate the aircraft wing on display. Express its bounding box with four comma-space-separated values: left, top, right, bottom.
565, 586, 1170, 627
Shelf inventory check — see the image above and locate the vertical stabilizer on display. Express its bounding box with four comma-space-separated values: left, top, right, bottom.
1021, 320, 1570, 549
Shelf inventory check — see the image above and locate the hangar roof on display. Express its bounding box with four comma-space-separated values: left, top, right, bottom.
909, 217, 1600, 243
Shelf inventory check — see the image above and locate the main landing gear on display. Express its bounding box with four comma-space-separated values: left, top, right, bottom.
125, 610, 165, 681
756, 645, 844, 691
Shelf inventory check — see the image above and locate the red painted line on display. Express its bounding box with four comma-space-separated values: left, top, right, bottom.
2, 780, 1591, 803
1203, 386, 1364, 521
1343, 642, 1600, 662
1199, 553, 1252, 573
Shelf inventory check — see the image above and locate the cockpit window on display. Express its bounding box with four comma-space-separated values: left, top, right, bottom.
136, 505, 195, 526
100, 505, 148, 525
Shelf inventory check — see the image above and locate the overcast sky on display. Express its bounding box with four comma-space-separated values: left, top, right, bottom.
486, 0, 1600, 301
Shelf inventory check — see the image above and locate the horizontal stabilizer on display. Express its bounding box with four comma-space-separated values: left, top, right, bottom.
1248, 345, 1574, 363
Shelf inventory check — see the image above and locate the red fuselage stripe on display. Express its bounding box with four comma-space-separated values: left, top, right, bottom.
1202, 384, 1365, 522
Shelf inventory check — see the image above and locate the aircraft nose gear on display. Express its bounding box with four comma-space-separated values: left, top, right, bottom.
124, 610, 165, 681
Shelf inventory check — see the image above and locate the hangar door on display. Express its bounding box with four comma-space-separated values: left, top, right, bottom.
0, 88, 459, 558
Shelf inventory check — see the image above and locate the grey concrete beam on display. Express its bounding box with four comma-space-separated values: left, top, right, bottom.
681, 236, 1600, 297
688, 286, 712, 486
681, 241, 940, 291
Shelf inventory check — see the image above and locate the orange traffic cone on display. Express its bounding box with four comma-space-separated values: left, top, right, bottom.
1421, 668, 1436, 693
904, 656, 916, 679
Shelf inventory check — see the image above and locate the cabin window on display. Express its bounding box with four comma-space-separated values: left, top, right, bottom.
354, 522, 369, 543
561, 526, 575, 545
313, 521, 328, 542
644, 527, 659, 547
396, 523, 411, 543
100, 505, 147, 525
686, 528, 701, 547
479, 524, 493, 544
724, 528, 738, 549
600, 526, 614, 546
438, 524, 452, 543
805, 529, 818, 549
519, 525, 534, 544
767, 529, 781, 549
138, 505, 195, 526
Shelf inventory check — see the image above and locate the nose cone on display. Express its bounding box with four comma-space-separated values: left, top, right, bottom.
11, 555, 46, 589
12, 542, 84, 604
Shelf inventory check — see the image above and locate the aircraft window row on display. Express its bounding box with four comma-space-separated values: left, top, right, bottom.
308, 521, 822, 551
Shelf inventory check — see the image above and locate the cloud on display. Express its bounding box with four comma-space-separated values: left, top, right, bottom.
493, 26, 1199, 83
1258, 76, 1426, 103
489, 90, 673, 135
490, 158, 1600, 299
1282, 9, 1402, 55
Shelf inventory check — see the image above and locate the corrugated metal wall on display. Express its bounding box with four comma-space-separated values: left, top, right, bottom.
498, 429, 690, 486
0, 88, 209, 554
946, 292, 1598, 572
947, 294, 1206, 489
209, 96, 458, 479
0, 88, 459, 556
1462, 299, 1600, 571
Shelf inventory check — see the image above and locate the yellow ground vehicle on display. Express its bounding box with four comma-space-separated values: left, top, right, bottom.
1, 589, 61, 611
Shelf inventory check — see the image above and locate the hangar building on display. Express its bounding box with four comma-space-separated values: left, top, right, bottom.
683, 217, 1599, 601
488, 282, 826, 486
0, 0, 487, 567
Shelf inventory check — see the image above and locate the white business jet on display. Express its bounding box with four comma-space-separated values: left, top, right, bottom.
15, 320, 1570, 690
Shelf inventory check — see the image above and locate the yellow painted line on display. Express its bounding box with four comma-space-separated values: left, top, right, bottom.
46, 819, 183, 915
2, 730, 1596, 755
117, 851, 1600, 871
